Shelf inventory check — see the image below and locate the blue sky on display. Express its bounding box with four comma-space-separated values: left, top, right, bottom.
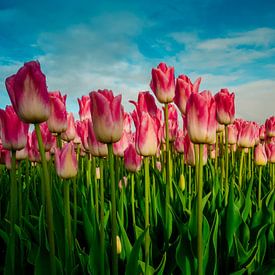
0, 0, 274, 123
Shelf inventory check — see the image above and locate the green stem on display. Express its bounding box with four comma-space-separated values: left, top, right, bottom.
164, 103, 171, 234
215, 133, 218, 171
225, 125, 229, 205
93, 157, 99, 223
144, 156, 150, 274
131, 173, 136, 231
56, 133, 62, 148
64, 180, 72, 270
238, 149, 245, 189
8, 150, 17, 274
73, 177, 77, 237
195, 144, 199, 193
107, 143, 118, 275
99, 158, 105, 275
197, 144, 204, 275
258, 166, 262, 209
188, 166, 192, 211
34, 124, 56, 275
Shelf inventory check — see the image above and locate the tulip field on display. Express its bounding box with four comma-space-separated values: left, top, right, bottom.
0, 61, 274, 275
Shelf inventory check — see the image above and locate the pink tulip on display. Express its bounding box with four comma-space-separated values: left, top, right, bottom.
124, 143, 142, 172
27, 134, 41, 162
186, 91, 217, 144
61, 112, 76, 142
75, 120, 88, 150
259, 125, 266, 140
78, 95, 91, 121
47, 91, 67, 133
214, 88, 235, 125
237, 120, 258, 148
113, 130, 130, 157
5, 61, 50, 123
55, 142, 78, 179
133, 111, 159, 156
150, 62, 175, 103
265, 142, 275, 163
162, 104, 178, 142
0, 106, 29, 150
31, 123, 55, 152
87, 119, 108, 157
254, 143, 267, 166
90, 89, 124, 143
123, 112, 132, 133
174, 129, 185, 154
227, 124, 238, 145
129, 91, 158, 118
265, 116, 275, 138
174, 74, 201, 115
0, 148, 12, 169
216, 122, 225, 133
16, 146, 28, 160
118, 176, 128, 191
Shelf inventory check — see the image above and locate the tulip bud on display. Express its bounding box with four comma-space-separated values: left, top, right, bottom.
214, 88, 235, 125
5, 61, 50, 123
174, 74, 201, 115
55, 142, 78, 179
0, 106, 29, 150
90, 90, 124, 143
150, 63, 175, 103
124, 143, 142, 172
116, 236, 122, 254
254, 143, 267, 166
186, 91, 217, 144
265, 116, 275, 138
179, 174, 185, 191
78, 95, 91, 121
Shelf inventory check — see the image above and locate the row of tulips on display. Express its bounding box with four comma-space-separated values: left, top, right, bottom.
0, 61, 274, 274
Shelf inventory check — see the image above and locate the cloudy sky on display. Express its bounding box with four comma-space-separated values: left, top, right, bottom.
0, 0, 274, 123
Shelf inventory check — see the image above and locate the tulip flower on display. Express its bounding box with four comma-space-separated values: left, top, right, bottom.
90, 89, 124, 143
237, 120, 258, 148
87, 119, 108, 157
0, 148, 12, 169
113, 130, 130, 157
124, 143, 142, 172
123, 112, 132, 133
174, 74, 201, 115
254, 143, 267, 166
61, 112, 76, 142
16, 146, 28, 160
129, 91, 158, 118
214, 88, 235, 125
0, 106, 29, 150
55, 142, 78, 179
259, 125, 266, 140
186, 91, 217, 144
5, 61, 50, 123
133, 111, 159, 156
78, 95, 91, 121
174, 129, 185, 154
162, 104, 178, 142
31, 123, 55, 152
47, 91, 67, 133
227, 124, 238, 145
150, 62, 175, 103
265, 116, 275, 138
265, 142, 275, 163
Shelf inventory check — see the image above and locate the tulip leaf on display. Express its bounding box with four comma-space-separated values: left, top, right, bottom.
125, 227, 148, 275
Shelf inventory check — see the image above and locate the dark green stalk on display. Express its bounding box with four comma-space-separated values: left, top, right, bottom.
99, 158, 105, 275
225, 125, 229, 205
107, 144, 118, 275
197, 144, 204, 275
64, 180, 72, 271
238, 149, 245, 189
131, 173, 136, 231
144, 156, 150, 274
164, 103, 171, 233
258, 166, 263, 209
7, 150, 17, 274
34, 124, 56, 275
